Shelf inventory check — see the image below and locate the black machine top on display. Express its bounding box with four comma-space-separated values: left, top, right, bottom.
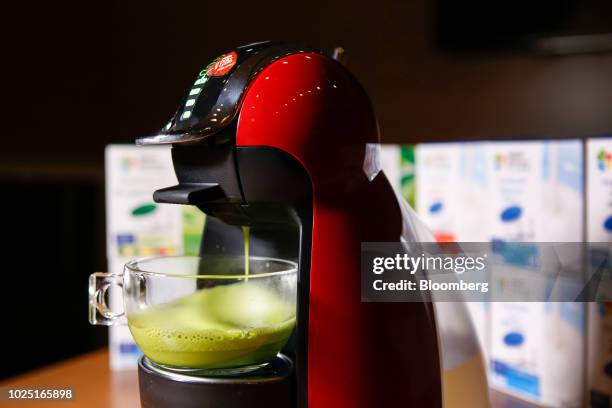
136, 41, 318, 146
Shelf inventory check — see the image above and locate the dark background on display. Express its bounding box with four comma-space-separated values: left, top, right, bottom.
2, 0, 612, 379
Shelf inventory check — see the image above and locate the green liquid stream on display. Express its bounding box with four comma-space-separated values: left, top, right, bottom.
243, 226, 250, 280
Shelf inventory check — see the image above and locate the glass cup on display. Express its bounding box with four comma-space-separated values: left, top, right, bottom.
89, 256, 297, 376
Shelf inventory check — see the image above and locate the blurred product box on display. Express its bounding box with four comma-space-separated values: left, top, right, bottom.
415, 143, 463, 243
486, 140, 584, 407
412, 140, 583, 241
486, 141, 544, 243
541, 140, 583, 243
414, 142, 490, 367
410, 140, 585, 406
459, 143, 491, 369
457, 142, 490, 242
413, 142, 491, 371
588, 302, 612, 408
105, 145, 205, 370
587, 137, 612, 242
587, 137, 612, 407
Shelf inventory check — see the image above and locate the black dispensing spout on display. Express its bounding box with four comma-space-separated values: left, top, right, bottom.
153, 184, 225, 205
147, 117, 313, 229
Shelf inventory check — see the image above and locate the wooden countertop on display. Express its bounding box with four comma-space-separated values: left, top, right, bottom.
0, 349, 139, 408
0, 349, 536, 408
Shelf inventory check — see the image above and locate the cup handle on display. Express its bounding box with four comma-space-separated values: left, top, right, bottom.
89, 272, 126, 325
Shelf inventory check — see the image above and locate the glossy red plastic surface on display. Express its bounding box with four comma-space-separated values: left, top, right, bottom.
237, 54, 441, 407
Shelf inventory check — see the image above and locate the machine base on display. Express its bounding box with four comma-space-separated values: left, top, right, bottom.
137, 354, 295, 408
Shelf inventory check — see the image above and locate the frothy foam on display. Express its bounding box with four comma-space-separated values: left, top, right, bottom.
128, 281, 295, 369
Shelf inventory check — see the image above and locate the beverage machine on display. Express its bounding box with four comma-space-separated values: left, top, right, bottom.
135, 41, 442, 407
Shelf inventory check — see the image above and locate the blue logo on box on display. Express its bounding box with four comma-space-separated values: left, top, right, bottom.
503, 332, 524, 347
492, 360, 540, 398
119, 343, 142, 356
429, 201, 443, 214
117, 234, 135, 245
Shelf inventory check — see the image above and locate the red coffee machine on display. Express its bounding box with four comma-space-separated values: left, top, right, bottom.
137, 41, 441, 407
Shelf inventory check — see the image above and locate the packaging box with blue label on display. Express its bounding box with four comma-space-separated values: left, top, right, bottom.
105, 145, 205, 370
587, 137, 612, 242
487, 140, 584, 407
587, 137, 612, 406
588, 302, 612, 408
486, 141, 544, 243
415, 143, 463, 243
415, 142, 491, 367
385, 139, 590, 405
